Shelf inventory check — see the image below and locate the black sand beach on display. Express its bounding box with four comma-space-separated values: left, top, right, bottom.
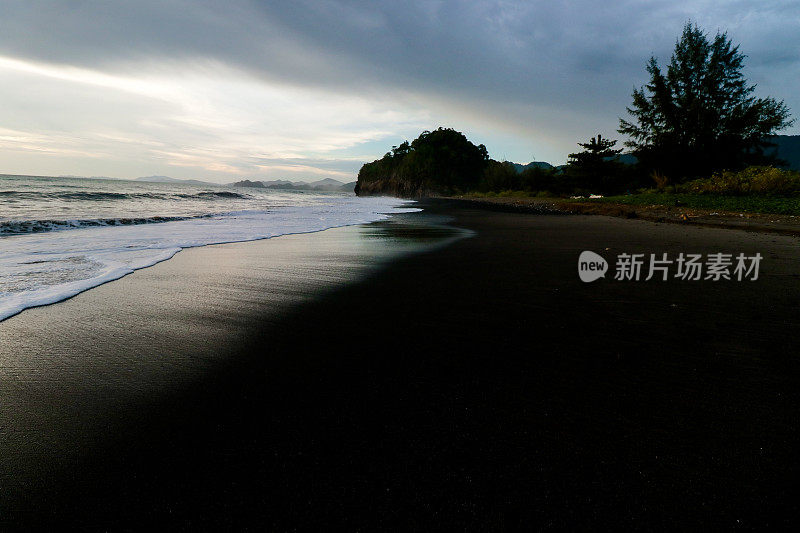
2, 199, 800, 529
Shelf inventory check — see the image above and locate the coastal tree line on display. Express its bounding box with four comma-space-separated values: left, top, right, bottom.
356, 23, 795, 198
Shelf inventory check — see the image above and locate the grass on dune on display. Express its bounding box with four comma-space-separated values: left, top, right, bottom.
579, 193, 800, 216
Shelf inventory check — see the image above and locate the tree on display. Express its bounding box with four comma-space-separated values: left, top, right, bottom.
564, 134, 625, 193
568, 134, 622, 167
355, 127, 490, 196
407, 128, 489, 191
618, 23, 793, 179
481, 160, 520, 191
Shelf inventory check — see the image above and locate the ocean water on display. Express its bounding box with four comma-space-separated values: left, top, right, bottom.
0, 174, 418, 321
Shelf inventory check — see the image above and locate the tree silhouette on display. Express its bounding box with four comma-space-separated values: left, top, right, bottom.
565, 135, 624, 193
568, 135, 622, 167
356, 127, 489, 196
619, 23, 793, 179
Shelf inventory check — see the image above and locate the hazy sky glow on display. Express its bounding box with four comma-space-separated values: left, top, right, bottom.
0, 0, 798, 182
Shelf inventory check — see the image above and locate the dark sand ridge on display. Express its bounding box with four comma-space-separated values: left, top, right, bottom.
2, 200, 800, 529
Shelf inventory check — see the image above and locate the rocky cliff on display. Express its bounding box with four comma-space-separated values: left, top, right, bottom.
354, 175, 436, 198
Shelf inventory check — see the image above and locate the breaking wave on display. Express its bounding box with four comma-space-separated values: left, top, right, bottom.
0, 214, 216, 235
0, 190, 252, 201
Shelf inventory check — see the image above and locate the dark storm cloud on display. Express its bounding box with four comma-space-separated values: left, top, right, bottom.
1, 0, 797, 145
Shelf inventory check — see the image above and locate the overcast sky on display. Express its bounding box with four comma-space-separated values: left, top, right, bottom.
0, 1, 797, 183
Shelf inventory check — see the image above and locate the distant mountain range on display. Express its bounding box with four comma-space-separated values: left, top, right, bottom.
133, 175, 356, 192
766, 135, 800, 170
230, 178, 356, 192
511, 161, 554, 172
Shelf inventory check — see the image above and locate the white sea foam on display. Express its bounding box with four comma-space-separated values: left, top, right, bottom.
0, 196, 419, 321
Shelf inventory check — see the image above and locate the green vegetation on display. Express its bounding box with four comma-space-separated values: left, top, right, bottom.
578, 193, 800, 216
355, 24, 795, 211
476, 160, 568, 195
463, 190, 553, 199
677, 166, 800, 195
574, 166, 800, 215
559, 134, 640, 194
355, 128, 489, 197
355, 128, 643, 198
619, 23, 793, 180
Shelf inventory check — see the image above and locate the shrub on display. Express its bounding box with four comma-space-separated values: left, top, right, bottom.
681, 166, 800, 195
651, 170, 669, 190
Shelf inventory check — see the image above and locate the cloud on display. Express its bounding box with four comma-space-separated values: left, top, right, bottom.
0, 0, 797, 180
0, 53, 431, 180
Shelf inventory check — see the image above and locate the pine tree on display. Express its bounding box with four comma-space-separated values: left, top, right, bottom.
618, 23, 793, 179
565, 135, 624, 193
568, 135, 623, 167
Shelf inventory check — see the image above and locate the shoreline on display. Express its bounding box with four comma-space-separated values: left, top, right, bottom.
3, 199, 800, 528
0, 200, 422, 323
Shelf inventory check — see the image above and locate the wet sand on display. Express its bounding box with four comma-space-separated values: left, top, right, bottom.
2, 199, 800, 529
